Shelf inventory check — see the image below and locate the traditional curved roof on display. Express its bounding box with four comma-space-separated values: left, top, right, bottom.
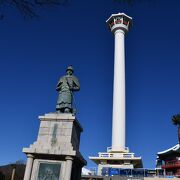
157, 144, 180, 160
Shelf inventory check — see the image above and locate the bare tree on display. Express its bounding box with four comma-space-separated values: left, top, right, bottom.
113, 0, 154, 6
0, 0, 68, 19
172, 114, 180, 143
0, 161, 26, 180
0, 0, 155, 20
0, 171, 5, 180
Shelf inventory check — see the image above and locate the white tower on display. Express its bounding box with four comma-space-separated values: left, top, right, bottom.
89, 13, 142, 176
106, 13, 132, 152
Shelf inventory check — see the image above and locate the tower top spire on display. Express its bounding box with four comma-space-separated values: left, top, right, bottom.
106, 13, 133, 34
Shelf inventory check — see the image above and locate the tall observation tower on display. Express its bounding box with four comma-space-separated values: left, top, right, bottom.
89, 13, 143, 176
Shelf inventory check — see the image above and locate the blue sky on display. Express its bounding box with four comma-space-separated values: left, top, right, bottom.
0, 0, 180, 169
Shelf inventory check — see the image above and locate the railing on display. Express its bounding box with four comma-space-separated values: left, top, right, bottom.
107, 146, 129, 152
175, 173, 180, 176
162, 162, 180, 169
98, 152, 134, 158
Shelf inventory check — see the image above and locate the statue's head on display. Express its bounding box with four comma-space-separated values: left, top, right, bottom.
66, 65, 74, 75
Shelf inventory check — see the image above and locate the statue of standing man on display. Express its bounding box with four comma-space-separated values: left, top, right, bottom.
56, 65, 80, 114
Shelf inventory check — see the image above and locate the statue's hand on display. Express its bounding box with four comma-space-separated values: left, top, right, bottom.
69, 86, 73, 90
56, 81, 63, 91
56, 86, 61, 91
73, 86, 80, 91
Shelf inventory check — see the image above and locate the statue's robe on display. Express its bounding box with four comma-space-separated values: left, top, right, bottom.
56, 75, 80, 112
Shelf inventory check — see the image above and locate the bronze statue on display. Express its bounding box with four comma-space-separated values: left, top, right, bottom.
56, 65, 80, 114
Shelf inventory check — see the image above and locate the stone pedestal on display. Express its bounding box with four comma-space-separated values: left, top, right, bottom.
23, 113, 86, 180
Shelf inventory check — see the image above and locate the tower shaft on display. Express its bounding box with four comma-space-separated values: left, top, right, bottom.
112, 29, 126, 151
89, 14, 143, 174
106, 13, 132, 152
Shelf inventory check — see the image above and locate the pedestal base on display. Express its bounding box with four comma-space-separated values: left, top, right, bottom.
23, 113, 86, 180
89, 148, 142, 176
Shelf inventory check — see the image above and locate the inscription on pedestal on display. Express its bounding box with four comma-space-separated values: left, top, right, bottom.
38, 163, 61, 180
51, 123, 58, 145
